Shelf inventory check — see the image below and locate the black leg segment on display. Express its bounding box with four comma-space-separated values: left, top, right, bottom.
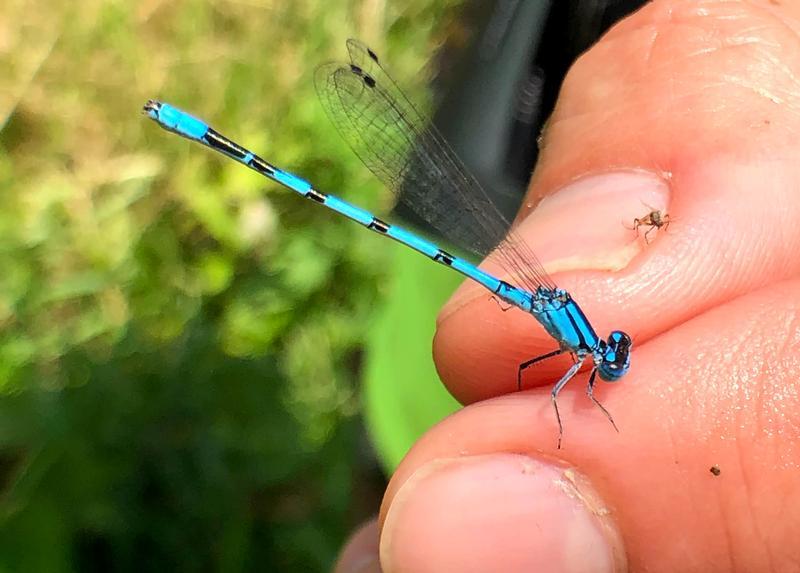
586, 369, 619, 433
517, 348, 564, 391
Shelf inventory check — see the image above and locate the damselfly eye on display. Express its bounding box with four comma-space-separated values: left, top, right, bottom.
598, 331, 631, 382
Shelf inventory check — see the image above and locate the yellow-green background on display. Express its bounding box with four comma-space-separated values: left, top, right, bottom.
0, 1, 465, 570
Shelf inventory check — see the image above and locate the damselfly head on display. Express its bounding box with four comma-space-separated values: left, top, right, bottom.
597, 330, 632, 382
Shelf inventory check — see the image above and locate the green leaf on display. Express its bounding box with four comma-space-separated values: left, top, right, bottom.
362, 244, 461, 472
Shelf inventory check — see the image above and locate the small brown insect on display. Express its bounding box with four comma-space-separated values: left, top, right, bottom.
628, 204, 672, 244
709, 465, 721, 476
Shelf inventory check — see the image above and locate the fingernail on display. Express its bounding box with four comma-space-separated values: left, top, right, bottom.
380, 454, 626, 573
440, 170, 670, 320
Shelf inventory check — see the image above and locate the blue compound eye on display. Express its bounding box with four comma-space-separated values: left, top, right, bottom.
598, 331, 632, 382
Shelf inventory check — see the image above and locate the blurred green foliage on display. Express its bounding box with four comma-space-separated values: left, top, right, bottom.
0, 0, 464, 570
363, 246, 461, 471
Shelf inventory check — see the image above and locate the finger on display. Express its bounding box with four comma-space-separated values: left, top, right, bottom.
334, 519, 382, 573
380, 454, 626, 573
434, 0, 800, 404
382, 278, 800, 572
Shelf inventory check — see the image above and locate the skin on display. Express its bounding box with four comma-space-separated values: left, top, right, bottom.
335, 1, 800, 571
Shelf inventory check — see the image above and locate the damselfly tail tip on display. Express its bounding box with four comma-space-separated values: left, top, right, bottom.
142, 99, 162, 119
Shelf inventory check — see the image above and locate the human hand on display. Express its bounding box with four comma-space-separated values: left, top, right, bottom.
336, 1, 800, 571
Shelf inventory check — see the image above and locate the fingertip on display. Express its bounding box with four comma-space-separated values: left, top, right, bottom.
380, 454, 627, 573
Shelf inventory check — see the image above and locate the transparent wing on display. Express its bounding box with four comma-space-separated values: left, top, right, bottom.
315, 39, 556, 293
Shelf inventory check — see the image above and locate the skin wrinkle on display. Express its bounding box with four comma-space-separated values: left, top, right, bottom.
677, 281, 800, 444
556, 0, 800, 131
725, 445, 750, 572
686, 284, 800, 571
751, 296, 797, 437
685, 31, 782, 56
744, 0, 800, 32
757, 50, 800, 98
720, 74, 784, 104
774, 191, 800, 252
777, 303, 800, 360
770, 309, 800, 439
682, 38, 799, 112
723, 41, 800, 107
736, 428, 769, 572
720, 2, 800, 81
730, 23, 782, 46
643, 26, 660, 68
717, 474, 737, 573
695, 0, 797, 23
549, 76, 769, 143
724, 221, 749, 293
